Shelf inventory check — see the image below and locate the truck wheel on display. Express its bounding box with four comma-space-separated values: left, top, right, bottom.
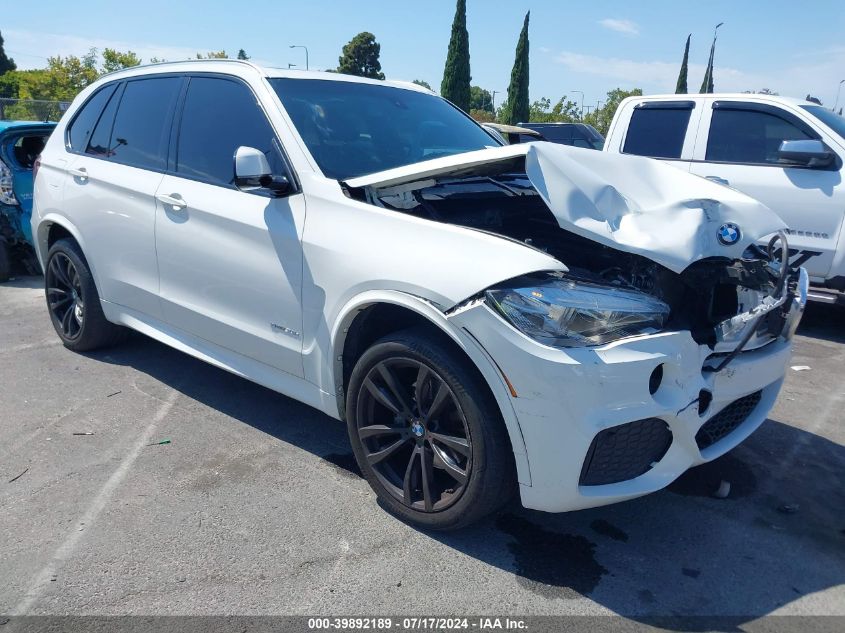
346, 328, 515, 530
44, 238, 126, 351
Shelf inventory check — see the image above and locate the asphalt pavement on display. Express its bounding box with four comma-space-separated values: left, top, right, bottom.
1, 276, 843, 626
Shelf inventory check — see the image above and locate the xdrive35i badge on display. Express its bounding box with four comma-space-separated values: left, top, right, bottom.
718, 222, 741, 246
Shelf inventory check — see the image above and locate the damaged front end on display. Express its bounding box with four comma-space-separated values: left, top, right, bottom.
342, 141, 807, 512
344, 142, 807, 360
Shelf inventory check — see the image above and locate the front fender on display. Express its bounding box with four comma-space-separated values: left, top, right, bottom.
323, 289, 532, 485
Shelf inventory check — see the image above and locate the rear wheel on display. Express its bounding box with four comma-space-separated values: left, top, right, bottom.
45, 238, 126, 351
346, 329, 515, 530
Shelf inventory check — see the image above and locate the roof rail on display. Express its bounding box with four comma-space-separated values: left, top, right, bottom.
99, 57, 265, 79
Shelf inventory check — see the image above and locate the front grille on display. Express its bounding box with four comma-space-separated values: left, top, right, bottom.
695, 391, 762, 450
579, 418, 673, 486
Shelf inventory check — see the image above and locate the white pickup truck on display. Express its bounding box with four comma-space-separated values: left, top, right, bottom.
604, 94, 845, 304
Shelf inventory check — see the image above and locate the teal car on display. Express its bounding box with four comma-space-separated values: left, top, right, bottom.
0, 121, 55, 281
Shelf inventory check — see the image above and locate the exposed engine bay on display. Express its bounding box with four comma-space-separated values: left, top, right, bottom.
349, 169, 799, 350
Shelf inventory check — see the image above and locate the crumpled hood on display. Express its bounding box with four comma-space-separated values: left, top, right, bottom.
346, 142, 787, 273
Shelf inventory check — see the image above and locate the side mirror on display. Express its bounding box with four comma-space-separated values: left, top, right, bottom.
778, 139, 833, 168
234, 146, 291, 196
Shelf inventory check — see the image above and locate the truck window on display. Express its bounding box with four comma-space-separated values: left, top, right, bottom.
623, 103, 693, 159
706, 107, 815, 165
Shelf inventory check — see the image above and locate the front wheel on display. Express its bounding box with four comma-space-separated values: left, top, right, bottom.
346, 329, 515, 530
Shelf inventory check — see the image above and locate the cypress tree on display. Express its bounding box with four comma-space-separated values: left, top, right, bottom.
699, 43, 714, 93
503, 11, 530, 125
0, 30, 17, 75
700, 23, 723, 94
675, 34, 690, 94
440, 0, 471, 111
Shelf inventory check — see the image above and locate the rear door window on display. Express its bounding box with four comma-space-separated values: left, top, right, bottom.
106, 77, 182, 170
705, 105, 817, 164
623, 102, 694, 159
175, 76, 284, 187
66, 84, 117, 153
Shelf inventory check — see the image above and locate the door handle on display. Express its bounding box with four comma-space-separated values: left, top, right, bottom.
705, 176, 730, 186
68, 167, 88, 181
156, 193, 187, 211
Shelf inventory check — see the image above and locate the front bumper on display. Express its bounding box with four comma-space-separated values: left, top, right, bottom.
449, 274, 805, 513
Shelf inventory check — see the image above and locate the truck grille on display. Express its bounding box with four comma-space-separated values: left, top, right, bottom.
579, 418, 673, 486
695, 391, 762, 450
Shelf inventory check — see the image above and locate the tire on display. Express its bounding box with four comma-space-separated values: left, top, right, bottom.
0, 240, 10, 282
44, 238, 126, 351
346, 328, 516, 530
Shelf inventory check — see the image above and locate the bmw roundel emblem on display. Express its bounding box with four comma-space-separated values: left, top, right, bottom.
717, 222, 741, 246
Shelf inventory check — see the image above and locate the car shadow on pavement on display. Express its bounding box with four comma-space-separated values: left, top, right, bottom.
87, 333, 844, 626
797, 301, 845, 344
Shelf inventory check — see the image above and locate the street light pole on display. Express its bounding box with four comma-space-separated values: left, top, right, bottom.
289, 45, 309, 70
491, 90, 499, 114
834, 79, 845, 113
568, 90, 584, 121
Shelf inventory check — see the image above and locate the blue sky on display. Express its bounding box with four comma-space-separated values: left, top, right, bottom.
3, 0, 845, 108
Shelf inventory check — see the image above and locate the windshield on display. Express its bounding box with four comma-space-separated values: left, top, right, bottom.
801, 105, 845, 142
270, 78, 499, 180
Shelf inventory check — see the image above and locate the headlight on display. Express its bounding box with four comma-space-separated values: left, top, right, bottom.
485, 275, 670, 348
0, 159, 18, 206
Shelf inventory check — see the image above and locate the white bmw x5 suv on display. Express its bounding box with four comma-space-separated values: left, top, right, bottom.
33, 61, 807, 529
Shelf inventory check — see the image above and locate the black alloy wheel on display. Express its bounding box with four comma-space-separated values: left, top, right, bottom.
346, 329, 515, 530
44, 238, 126, 351
356, 357, 472, 512
46, 251, 85, 340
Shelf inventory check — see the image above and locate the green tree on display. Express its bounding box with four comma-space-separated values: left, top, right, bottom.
0, 30, 16, 75
43, 50, 99, 100
469, 85, 492, 111
0, 70, 20, 98
440, 0, 471, 111
469, 109, 495, 122
583, 87, 642, 136
675, 34, 690, 94
237, 49, 249, 60
529, 96, 579, 123
101, 48, 141, 74
337, 32, 385, 79
412, 79, 432, 90
502, 12, 530, 125
529, 97, 552, 122
196, 51, 228, 59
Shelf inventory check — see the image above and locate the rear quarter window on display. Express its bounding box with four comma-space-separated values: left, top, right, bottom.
66, 84, 118, 153
623, 103, 693, 159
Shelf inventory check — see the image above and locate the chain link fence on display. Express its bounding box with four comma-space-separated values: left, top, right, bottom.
0, 98, 72, 123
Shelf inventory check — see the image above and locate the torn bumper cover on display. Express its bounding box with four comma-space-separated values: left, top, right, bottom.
448, 270, 806, 513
